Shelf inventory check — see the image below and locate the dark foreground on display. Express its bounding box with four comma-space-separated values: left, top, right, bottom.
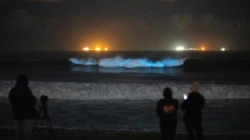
0, 128, 249, 140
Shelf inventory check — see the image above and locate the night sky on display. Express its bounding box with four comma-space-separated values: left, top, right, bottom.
0, 0, 250, 51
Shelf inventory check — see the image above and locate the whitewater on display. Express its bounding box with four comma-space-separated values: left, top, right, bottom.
0, 81, 250, 100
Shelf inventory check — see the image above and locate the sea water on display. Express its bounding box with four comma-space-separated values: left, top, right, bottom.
0, 51, 250, 135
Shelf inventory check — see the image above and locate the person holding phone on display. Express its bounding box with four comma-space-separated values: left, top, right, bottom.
181, 82, 205, 140
157, 87, 179, 140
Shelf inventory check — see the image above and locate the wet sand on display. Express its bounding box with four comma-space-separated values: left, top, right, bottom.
0, 128, 249, 140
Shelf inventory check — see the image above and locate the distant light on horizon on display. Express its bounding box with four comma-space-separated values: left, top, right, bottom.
176, 46, 185, 51
176, 45, 206, 51
82, 46, 108, 51
221, 48, 226, 51
83, 47, 89, 51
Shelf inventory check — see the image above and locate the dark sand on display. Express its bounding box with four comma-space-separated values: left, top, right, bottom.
0, 128, 249, 140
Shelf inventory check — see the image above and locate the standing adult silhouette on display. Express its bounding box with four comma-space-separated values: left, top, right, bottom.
9, 74, 37, 140
181, 82, 205, 140
157, 87, 179, 140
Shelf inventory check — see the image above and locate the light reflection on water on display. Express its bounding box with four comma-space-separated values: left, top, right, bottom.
70, 65, 184, 75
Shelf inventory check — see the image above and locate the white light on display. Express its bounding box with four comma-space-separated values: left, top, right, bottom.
83, 47, 89, 51
221, 48, 225, 51
176, 46, 185, 51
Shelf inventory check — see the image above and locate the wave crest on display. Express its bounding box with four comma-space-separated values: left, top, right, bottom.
69, 56, 186, 68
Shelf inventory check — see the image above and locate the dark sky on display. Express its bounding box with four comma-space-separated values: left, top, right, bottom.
0, 0, 250, 51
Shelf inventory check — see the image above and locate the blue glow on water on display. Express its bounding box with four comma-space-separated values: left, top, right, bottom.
69, 58, 98, 65
69, 56, 186, 68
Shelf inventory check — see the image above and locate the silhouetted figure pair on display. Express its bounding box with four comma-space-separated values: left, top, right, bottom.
9, 74, 37, 140
157, 82, 205, 140
157, 87, 179, 140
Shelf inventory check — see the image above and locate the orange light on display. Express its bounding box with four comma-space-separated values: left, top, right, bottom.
95, 48, 100, 51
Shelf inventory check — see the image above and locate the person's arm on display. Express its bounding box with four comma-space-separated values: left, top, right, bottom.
181, 95, 190, 110
8, 89, 14, 105
27, 88, 37, 105
8, 88, 19, 106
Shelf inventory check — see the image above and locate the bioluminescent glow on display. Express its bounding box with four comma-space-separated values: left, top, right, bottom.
69, 56, 186, 68
69, 58, 98, 65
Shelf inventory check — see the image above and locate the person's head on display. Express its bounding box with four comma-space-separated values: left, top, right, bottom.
15, 74, 29, 87
163, 87, 173, 100
190, 81, 199, 92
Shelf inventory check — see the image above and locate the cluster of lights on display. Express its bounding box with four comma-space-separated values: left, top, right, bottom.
176, 46, 185, 51
82, 47, 108, 51
176, 46, 205, 51
190, 47, 205, 51
175, 45, 226, 51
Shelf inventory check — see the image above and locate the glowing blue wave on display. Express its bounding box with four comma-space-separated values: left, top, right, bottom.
69, 56, 186, 68
69, 58, 98, 65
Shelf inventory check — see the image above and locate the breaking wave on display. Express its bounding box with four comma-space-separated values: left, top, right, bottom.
69, 56, 186, 68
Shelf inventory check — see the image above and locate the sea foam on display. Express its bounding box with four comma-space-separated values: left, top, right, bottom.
1, 80, 250, 100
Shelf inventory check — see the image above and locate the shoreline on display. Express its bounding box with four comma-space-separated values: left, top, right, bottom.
0, 128, 249, 140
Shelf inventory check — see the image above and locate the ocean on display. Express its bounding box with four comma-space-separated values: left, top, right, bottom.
0, 51, 250, 135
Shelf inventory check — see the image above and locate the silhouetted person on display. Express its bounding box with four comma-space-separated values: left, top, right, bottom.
181, 82, 205, 140
157, 87, 179, 140
9, 74, 37, 140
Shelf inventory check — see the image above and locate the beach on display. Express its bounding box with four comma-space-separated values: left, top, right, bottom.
1, 51, 250, 139
1, 128, 250, 140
